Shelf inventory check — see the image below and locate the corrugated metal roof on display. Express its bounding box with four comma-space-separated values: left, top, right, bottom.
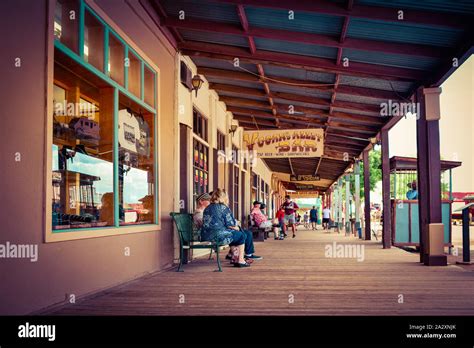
192, 56, 258, 73
274, 98, 329, 111
342, 48, 439, 70
207, 77, 264, 90
160, 0, 240, 24
338, 75, 414, 93
254, 37, 338, 59
335, 93, 388, 106
347, 18, 464, 47
269, 84, 332, 99
332, 107, 380, 117
263, 64, 336, 83
178, 29, 249, 48
217, 90, 268, 102
357, 0, 474, 15
245, 6, 343, 35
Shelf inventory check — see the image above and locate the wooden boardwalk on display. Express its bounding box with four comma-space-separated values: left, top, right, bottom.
48, 229, 474, 316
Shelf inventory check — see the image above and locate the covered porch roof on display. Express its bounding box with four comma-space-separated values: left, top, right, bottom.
145, 0, 474, 191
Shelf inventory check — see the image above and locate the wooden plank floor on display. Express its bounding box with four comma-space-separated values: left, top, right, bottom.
49, 229, 474, 316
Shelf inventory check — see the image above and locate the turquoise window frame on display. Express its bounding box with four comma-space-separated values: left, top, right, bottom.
52, 0, 159, 232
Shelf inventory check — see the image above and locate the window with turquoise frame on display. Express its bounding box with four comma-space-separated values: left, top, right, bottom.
52, 0, 158, 231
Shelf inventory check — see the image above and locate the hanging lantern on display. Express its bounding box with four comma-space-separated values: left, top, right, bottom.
191, 75, 204, 97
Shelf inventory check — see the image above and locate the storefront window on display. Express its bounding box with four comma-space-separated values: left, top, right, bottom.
128, 51, 141, 98
144, 65, 156, 107
108, 33, 125, 85
52, 2, 158, 232
54, 0, 79, 53
193, 109, 208, 142
193, 139, 209, 209
52, 62, 114, 230
233, 165, 239, 217
118, 93, 155, 225
84, 9, 104, 71
251, 173, 258, 204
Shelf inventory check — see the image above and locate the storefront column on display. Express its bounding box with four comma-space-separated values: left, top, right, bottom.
416, 87, 446, 266
381, 128, 392, 249
363, 149, 371, 240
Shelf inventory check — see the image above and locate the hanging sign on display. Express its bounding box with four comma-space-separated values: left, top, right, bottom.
243, 128, 324, 158
283, 181, 320, 191
290, 174, 320, 182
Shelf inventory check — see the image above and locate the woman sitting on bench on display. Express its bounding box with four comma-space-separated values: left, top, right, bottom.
202, 189, 257, 268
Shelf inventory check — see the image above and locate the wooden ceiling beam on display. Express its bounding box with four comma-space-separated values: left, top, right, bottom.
180, 42, 424, 81
165, 17, 446, 58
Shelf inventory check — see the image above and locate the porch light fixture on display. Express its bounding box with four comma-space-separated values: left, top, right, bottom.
229, 124, 238, 137
191, 74, 204, 97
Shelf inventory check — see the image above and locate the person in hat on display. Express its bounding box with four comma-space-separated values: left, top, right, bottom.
406, 180, 418, 200
193, 192, 212, 228
251, 201, 281, 239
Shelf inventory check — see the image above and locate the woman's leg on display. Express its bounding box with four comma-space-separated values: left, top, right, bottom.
230, 230, 249, 265
238, 244, 245, 263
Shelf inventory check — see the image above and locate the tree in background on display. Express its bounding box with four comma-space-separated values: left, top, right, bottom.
348, 147, 382, 199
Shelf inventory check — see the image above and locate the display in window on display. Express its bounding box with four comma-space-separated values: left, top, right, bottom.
118, 108, 138, 152
136, 115, 150, 157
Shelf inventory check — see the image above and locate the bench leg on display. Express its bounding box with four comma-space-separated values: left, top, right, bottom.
253, 230, 265, 242
177, 246, 184, 272
215, 246, 222, 272
208, 248, 213, 260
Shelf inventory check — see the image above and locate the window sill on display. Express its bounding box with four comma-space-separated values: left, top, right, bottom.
45, 224, 160, 243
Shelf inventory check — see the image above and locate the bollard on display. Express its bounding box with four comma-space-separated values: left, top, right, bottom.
456, 208, 472, 265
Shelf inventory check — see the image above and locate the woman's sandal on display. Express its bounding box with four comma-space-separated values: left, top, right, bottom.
234, 262, 251, 268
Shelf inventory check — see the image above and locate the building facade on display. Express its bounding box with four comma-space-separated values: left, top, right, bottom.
0, 0, 281, 315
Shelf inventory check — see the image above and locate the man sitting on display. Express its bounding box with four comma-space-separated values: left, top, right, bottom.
193, 192, 211, 229
251, 201, 281, 239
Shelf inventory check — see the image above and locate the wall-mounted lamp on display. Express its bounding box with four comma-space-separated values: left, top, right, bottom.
229, 124, 238, 137
191, 74, 204, 97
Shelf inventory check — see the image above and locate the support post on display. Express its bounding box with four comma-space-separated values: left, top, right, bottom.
345, 175, 351, 235
338, 178, 343, 232
363, 150, 371, 240
416, 87, 446, 266
333, 185, 338, 230
381, 129, 392, 249
354, 160, 361, 238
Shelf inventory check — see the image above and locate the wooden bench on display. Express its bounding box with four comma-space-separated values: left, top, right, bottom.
170, 212, 225, 272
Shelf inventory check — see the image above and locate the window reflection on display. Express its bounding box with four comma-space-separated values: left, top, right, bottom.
118, 93, 155, 225
52, 60, 114, 230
